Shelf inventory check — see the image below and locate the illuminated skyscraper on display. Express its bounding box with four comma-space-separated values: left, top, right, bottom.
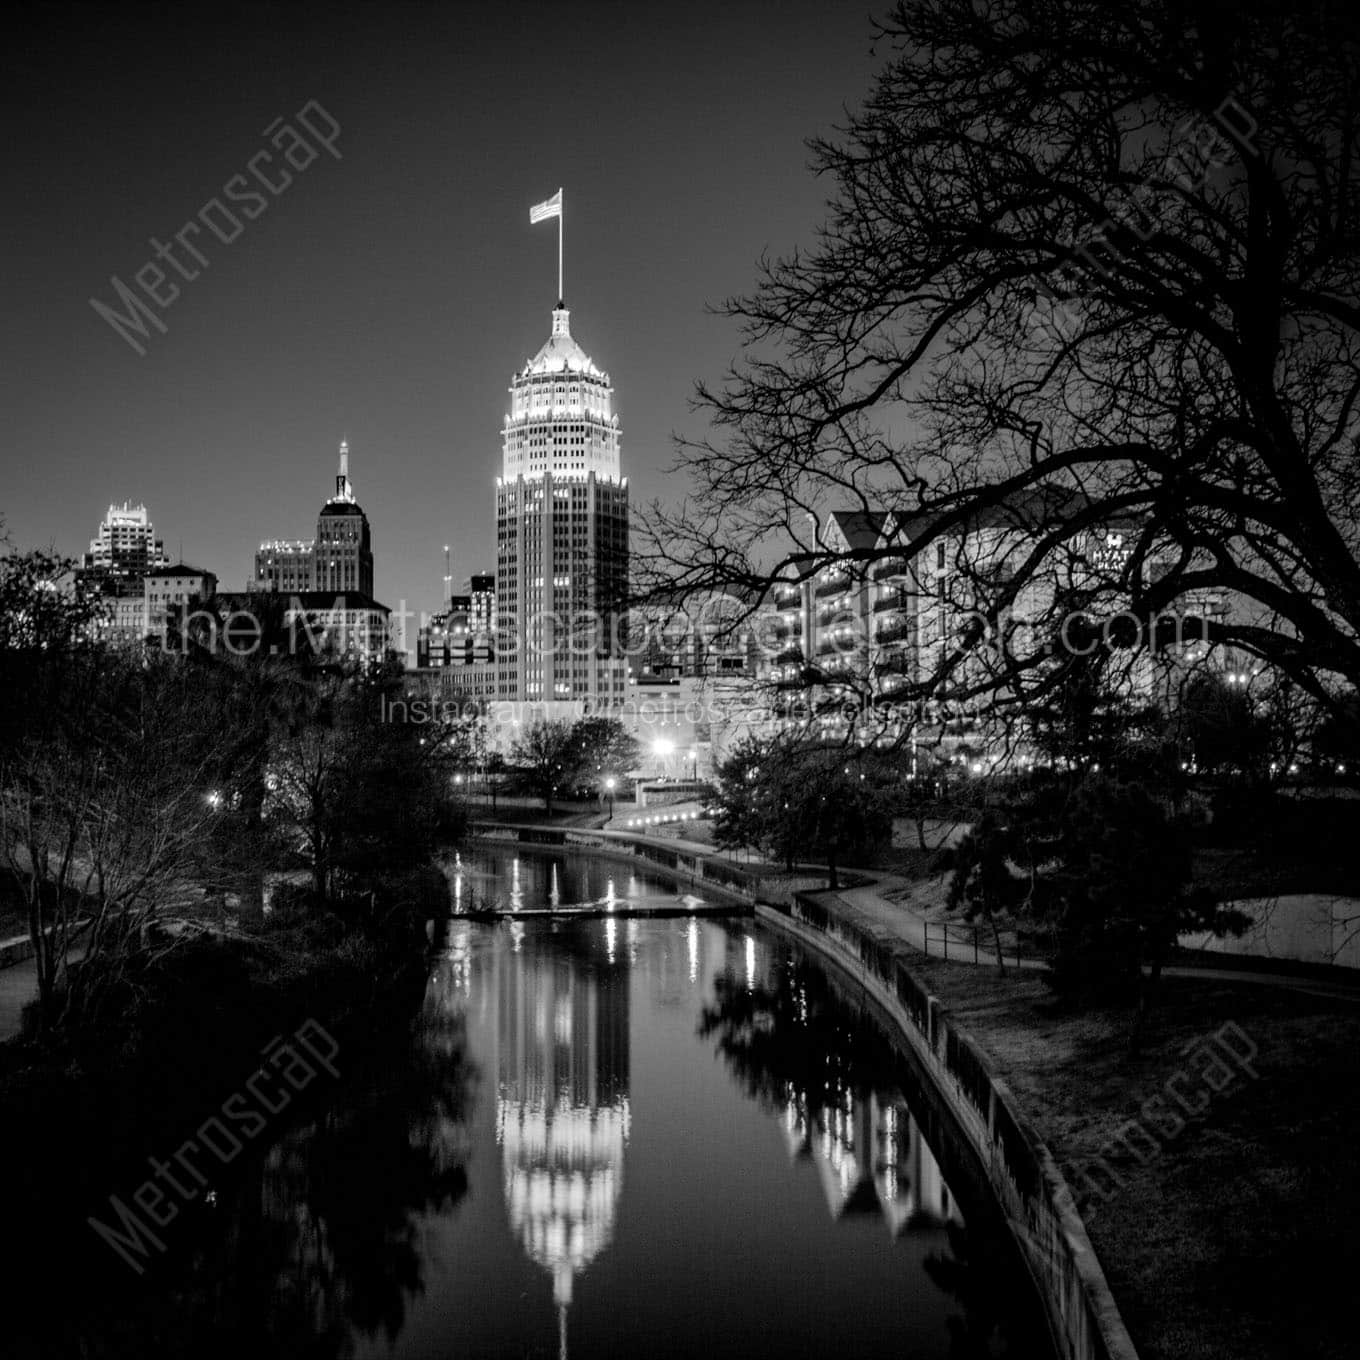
314, 440, 374, 596
253, 440, 375, 598
495, 305, 629, 704
80, 501, 169, 585
76, 502, 172, 646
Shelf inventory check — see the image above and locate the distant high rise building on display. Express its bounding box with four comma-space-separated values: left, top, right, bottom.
253, 440, 375, 599
468, 572, 495, 646
495, 305, 629, 704
465, 572, 495, 665
417, 594, 472, 668
77, 501, 172, 645
415, 569, 496, 678
315, 440, 374, 596
80, 502, 169, 587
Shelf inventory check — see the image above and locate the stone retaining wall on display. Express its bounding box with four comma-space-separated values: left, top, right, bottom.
759, 890, 1140, 1360
469, 824, 826, 908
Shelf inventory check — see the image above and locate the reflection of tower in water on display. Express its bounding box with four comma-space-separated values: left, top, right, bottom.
783, 1086, 961, 1234
731, 930, 962, 1237
495, 926, 630, 1358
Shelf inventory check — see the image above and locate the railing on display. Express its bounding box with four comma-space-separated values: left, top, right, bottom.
922, 919, 1026, 969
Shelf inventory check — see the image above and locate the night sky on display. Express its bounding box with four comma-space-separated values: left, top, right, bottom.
3, 1, 883, 632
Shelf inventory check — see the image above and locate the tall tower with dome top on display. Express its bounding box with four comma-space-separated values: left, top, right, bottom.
495, 301, 629, 704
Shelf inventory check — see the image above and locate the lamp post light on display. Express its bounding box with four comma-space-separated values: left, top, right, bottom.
688, 747, 698, 781
605, 776, 617, 820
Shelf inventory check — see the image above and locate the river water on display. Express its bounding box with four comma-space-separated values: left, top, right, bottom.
22, 845, 1054, 1358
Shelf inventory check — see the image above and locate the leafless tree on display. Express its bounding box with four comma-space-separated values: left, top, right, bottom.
643, 0, 1360, 732
0, 652, 242, 1027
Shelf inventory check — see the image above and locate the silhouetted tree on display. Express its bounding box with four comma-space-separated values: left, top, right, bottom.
645, 0, 1360, 739
712, 736, 893, 884
565, 716, 640, 797
509, 718, 578, 815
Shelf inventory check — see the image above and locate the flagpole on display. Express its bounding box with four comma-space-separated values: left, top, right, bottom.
557, 186, 564, 303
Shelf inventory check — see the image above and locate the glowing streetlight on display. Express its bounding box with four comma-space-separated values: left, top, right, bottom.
652, 737, 674, 778
605, 775, 617, 818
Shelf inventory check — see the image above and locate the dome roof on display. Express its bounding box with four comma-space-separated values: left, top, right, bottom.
521, 305, 602, 378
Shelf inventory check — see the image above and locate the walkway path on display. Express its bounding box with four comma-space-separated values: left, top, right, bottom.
835, 871, 1360, 1003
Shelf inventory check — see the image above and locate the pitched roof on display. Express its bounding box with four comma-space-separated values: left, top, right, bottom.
827, 510, 888, 552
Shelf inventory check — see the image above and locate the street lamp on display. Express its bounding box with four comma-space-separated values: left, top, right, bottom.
605, 776, 616, 819
688, 747, 698, 781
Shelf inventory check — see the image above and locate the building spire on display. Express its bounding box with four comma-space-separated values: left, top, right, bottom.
336, 438, 354, 502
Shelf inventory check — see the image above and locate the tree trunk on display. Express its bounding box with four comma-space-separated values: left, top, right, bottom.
30, 894, 61, 1028
989, 911, 1007, 975
238, 769, 266, 920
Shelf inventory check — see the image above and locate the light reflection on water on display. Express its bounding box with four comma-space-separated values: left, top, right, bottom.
447, 845, 700, 916
424, 914, 969, 1357
395, 860, 1050, 1359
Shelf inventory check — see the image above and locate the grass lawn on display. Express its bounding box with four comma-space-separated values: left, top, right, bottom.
905, 956, 1360, 1360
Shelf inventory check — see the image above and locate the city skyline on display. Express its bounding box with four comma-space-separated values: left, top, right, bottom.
3, 1, 883, 621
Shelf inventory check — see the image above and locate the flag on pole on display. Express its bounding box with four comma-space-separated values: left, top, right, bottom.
529, 189, 562, 224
